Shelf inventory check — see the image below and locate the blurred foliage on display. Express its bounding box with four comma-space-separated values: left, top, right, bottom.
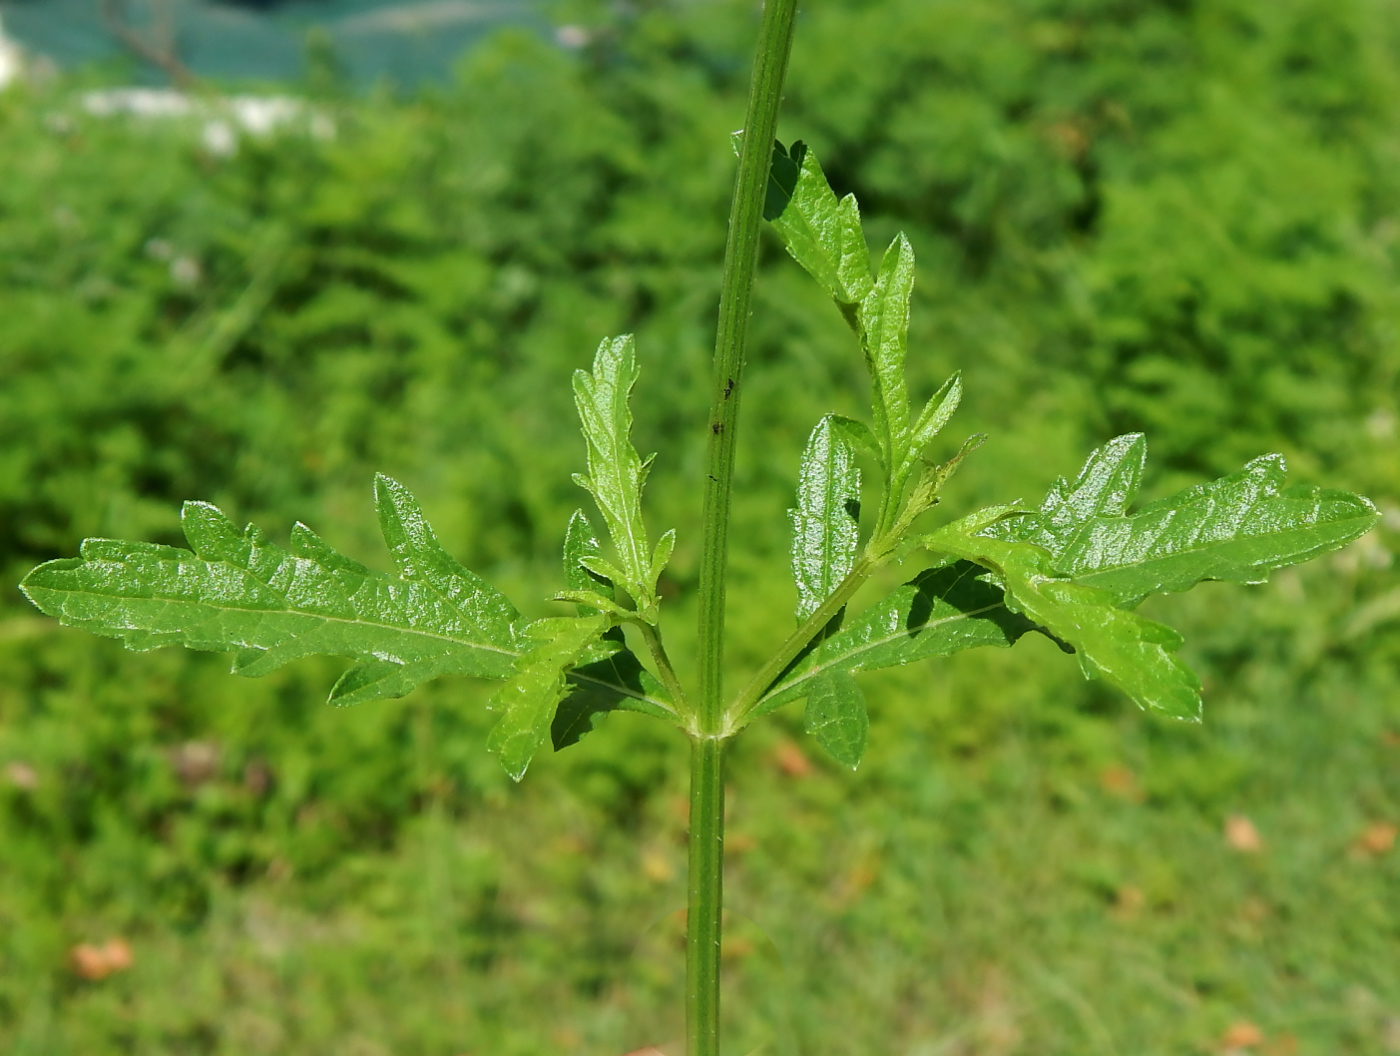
1, 0, 1398, 1052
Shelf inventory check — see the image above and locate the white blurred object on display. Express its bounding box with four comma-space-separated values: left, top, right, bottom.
0, 14, 25, 91
81, 87, 335, 154
555, 24, 590, 49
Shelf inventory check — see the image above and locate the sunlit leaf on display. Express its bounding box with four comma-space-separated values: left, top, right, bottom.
21, 481, 523, 707
487, 615, 610, 780
563, 508, 607, 595
858, 235, 915, 479
908, 373, 962, 462
790, 415, 861, 621
993, 435, 1380, 606
766, 141, 873, 310
572, 335, 671, 617
925, 525, 1202, 720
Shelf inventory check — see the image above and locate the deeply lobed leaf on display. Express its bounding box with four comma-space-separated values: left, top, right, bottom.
926, 525, 1202, 720
991, 434, 1380, 606
21, 481, 524, 707
20, 479, 679, 778
571, 335, 671, 617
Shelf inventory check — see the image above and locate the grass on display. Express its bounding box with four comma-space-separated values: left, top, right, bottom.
4, 547, 1397, 1054
2, 0, 1399, 1048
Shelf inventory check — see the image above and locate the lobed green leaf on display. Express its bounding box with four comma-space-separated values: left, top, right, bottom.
803, 670, 868, 769
487, 615, 611, 781
926, 525, 1202, 720
766, 141, 873, 311
992, 435, 1381, 606
571, 335, 671, 617
21, 481, 524, 707
790, 415, 861, 621
19, 479, 680, 761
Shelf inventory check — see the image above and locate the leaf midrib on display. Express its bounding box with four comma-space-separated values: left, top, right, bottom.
46, 575, 678, 716
1062, 504, 1373, 580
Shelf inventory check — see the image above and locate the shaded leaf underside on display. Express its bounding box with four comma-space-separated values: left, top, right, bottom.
756, 561, 1035, 718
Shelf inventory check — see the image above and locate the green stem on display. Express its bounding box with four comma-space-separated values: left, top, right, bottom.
729, 551, 878, 728
685, 736, 725, 1056
695, 0, 799, 734
689, 2, 798, 1053
635, 620, 690, 717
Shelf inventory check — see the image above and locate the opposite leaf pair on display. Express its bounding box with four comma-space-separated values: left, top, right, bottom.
18, 138, 1382, 785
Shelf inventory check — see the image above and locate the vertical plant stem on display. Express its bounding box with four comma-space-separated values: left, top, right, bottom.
689, 2, 799, 1053
696, 0, 800, 731
686, 736, 726, 1056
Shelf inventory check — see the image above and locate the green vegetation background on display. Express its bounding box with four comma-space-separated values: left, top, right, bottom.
2, 0, 1398, 1052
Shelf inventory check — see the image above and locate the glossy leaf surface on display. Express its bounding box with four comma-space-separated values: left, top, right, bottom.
572, 335, 669, 614
927, 525, 1202, 720
858, 235, 915, 478
803, 670, 868, 769
21, 479, 523, 707
756, 561, 1035, 716
908, 373, 963, 466
766, 141, 873, 309
487, 615, 610, 780
562, 508, 607, 596
994, 434, 1380, 606
790, 415, 861, 621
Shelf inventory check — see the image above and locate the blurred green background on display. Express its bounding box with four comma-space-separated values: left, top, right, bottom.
2, 0, 1398, 1053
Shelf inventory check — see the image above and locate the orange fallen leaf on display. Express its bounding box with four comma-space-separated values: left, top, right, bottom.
70, 944, 108, 980
4, 761, 38, 790
102, 938, 132, 972
69, 938, 133, 981
773, 740, 812, 778
1221, 1020, 1264, 1049
1099, 764, 1142, 801
1354, 822, 1397, 856
1225, 815, 1264, 853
